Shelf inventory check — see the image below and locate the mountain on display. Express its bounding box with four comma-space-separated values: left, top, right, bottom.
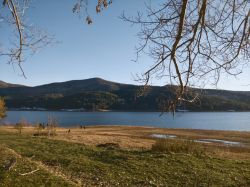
0, 78, 136, 97
0, 78, 250, 111
0, 81, 26, 88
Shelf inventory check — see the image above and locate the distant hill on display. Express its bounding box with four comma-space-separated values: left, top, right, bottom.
0, 78, 250, 111
0, 81, 26, 88
0, 78, 136, 97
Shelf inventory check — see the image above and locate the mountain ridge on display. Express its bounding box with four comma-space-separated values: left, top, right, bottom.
1, 77, 250, 111
0, 80, 26, 88
1, 77, 249, 92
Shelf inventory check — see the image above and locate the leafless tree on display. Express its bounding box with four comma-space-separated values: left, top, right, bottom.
121, 0, 249, 112
72, 0, 112, 24
14, 118, 27, 134
0, 0, 53, 77
1, 0, 112, 76
1, 0, 249, 112
47, 115, 58, 137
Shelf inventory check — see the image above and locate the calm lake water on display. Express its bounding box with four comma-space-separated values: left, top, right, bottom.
1, 111, 250, 131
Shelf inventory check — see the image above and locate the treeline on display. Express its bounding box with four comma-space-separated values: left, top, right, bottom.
4, 90, 250, 111
1, 78, 250, 111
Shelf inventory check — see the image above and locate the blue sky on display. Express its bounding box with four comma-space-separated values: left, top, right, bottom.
0, 0, 249, 91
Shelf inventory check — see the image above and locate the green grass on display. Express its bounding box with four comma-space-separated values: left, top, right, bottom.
0, 131, 249, 186
0, 145, 73, 187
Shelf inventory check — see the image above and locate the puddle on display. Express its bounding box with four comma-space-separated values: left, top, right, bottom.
193, 140, 212, 144
197, 139, 241, 145
150, 134, 177, 139
150, 134, 244, 147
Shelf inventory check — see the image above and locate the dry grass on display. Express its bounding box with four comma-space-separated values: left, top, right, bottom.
152, 139, 205, 156
0, 125, 249, 160
1, 132, 250, 187
1, 125, 250, 186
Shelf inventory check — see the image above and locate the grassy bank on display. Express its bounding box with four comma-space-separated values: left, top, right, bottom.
0, 127, 250, 186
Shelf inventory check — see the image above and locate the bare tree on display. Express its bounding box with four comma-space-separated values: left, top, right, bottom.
1, 0, 249, 112
14, 118, 27, 134
47, 115, 58, 137
0, 0, 53, 77
121, 0, 249, 112
72, 0, 112, 24
1, 0, 112, 76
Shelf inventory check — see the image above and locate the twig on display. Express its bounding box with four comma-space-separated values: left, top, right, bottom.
19, 169, 39, 176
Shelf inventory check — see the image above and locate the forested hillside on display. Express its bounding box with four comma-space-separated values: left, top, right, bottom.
1, 78, 250, 111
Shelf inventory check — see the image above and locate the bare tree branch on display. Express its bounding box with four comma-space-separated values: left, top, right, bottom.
1, 0, 53, 77
121, 0, 250, 112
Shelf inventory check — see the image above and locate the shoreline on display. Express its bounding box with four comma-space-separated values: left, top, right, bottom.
6, 109, 250, 112
1, 123, 250, 132
1, 125, 250, 148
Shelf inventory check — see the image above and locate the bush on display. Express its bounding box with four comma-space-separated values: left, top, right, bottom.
47, 115, 58, 136
33, 123, 46, 136
151, 139, 204, 156
96, 143, 120, 150
14, 119, 27, 134
0, 97, 6, 119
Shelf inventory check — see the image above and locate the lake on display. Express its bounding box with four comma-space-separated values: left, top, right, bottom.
1, 111, 250, 131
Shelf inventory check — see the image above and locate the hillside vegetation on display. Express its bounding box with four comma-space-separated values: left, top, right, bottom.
1, 78, 250, 111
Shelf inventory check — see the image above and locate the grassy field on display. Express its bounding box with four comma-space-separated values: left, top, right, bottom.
0, 126, 250, 186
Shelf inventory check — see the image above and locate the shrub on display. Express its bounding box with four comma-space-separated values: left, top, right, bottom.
0, 97, 6, 119
151, 139, 204, 156
33, 123, 46, 136
14, 119, 27, 134
47, 115, 58, 137
96, 143, 120, 150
